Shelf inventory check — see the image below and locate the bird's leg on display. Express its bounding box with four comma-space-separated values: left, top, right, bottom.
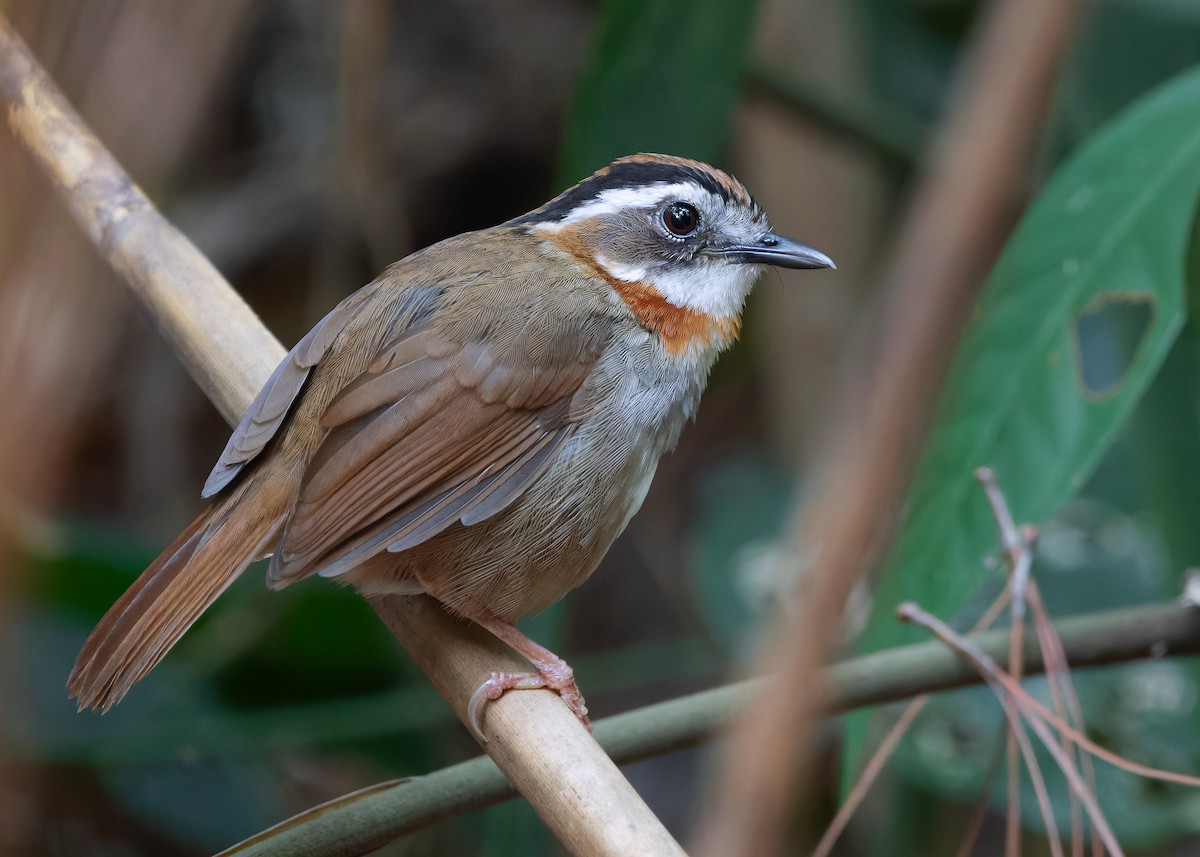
466, 610, 589, 741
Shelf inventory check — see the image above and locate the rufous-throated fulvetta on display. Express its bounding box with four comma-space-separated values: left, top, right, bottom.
69, 153, 834, 737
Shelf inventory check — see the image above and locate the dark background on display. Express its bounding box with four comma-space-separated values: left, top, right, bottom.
2, 1, 1200, 854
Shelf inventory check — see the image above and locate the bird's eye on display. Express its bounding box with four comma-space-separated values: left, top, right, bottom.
662, 202, 700, 237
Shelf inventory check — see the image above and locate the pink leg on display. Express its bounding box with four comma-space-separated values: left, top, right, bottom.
466, 611, 589, 741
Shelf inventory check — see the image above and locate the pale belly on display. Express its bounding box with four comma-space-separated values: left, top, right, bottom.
348, 325, 709, 621
350, 416, 670, 622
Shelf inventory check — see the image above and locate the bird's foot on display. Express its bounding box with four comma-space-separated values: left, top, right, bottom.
467, 656, 590, 741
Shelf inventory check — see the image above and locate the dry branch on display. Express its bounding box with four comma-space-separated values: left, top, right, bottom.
897, 603, 1127, 856
0, 15, 683, 857
696, 0, 1082, 852
979, 467, 1096, 856
976, 466, 1038, 856
1029, 584, 1100, 857
0, 18, 280, 427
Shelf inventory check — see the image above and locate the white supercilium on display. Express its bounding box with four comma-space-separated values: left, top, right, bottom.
549, 183, 699, 225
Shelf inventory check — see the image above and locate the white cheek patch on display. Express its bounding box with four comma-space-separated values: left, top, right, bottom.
648, 260, 761, 318
540, 182, 697, 228
596, 254, 760, 318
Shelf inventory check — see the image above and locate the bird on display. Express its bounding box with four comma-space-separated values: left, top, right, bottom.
68, 153, 834, 738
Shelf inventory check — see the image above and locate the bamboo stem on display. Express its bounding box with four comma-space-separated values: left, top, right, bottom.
0, 14, 683, 857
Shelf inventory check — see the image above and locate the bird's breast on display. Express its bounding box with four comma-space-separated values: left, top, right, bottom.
609, 277, 741, 358
555, 320, 712, 515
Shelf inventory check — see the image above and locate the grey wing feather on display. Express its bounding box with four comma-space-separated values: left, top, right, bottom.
455, 426, 570, 526
200, 291, 367, 499
310, 424, 572, 579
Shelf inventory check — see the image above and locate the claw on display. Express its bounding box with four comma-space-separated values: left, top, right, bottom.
467, 663, 590, 742
460, 611, 591, 741
468, 671, 546, 741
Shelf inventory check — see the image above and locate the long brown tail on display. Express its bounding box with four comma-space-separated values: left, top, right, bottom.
68, 498, 283, 712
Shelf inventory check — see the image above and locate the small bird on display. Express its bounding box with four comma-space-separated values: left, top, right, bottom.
68, 153, 833, 736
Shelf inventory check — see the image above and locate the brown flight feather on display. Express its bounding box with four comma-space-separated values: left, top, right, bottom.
269, 326, 591, 584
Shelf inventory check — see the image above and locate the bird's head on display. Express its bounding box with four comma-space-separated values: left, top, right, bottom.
513, 154, 834, 351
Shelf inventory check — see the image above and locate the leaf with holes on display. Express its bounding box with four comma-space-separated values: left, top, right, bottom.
846, 64, 1200, 773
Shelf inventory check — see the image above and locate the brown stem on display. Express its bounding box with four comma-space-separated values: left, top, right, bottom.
977, 467, 1038, 855
695, 0, 1082, 852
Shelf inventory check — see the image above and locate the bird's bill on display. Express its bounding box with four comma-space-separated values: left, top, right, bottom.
720, 233, 836, 270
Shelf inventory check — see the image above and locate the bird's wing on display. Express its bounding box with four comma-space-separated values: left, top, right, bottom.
201, 289, 373, 498
267, 324, 598, 585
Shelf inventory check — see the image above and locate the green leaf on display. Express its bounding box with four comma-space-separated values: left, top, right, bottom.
845, 63, 1200, 779
1129, 212, 1200, 573
557, 0, 759, 184
871, 63, 1200, 647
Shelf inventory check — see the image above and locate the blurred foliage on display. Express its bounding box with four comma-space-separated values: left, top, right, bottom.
558, 0, 758, 184
886, 499, 1200, 848
9, 0, 1200, 854
840, 0, 1200, 848
864, 61, 1200, 657
690, 454, 795, 655
852, 0, 989, 127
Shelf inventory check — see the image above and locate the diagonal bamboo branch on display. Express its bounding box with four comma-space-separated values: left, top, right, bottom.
0, 15, 683, 857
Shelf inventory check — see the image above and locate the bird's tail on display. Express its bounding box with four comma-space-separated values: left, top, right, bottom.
68, 493, 283, 712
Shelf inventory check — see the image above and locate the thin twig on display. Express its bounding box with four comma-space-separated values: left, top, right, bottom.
994, 669, 1200, 789
1029, 583, 1096, 857
1031, 588, 1080, 857
974, 467, 1034, 619
979, 467, 1094, 854
897, 603, 1123, 856
811, 696, 926, 857
1019, 697, 1121, 857
899, 599, 1200, 852
997, 677, 1065, 857
975, 468, 1035, 855
1007, 603, 1027, 857
975, 467, 1022, 549
955, 723, 1011, 857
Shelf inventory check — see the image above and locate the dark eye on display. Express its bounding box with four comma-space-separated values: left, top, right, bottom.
662, 202, 699, 237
